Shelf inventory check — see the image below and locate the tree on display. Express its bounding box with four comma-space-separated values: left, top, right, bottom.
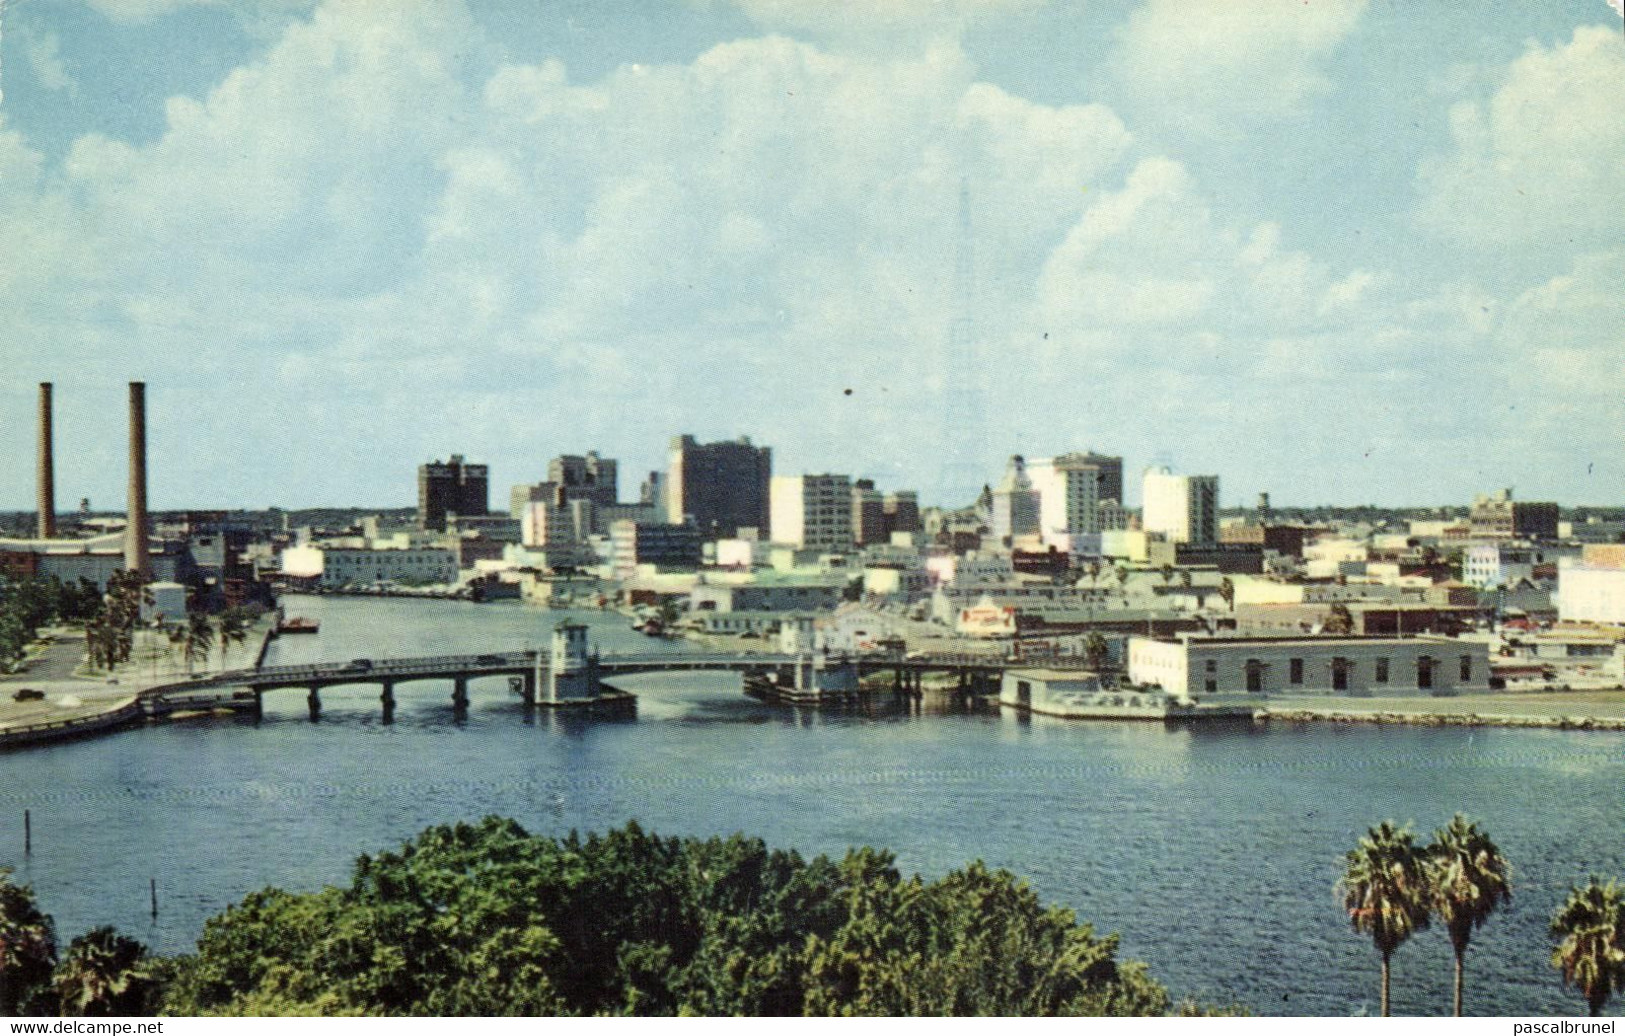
1218, 578, 1235, 609
52, 927, 157, 1017
0, 868, 58, 1016
184, 612, 215, 674
1084, 632, 1109, 672
1427, 815, 1511, 1016
1550, 878, 1625, 1017
1338, 822, 1432, 1016
216, 608, 251, 670
1325, 603, 1355, 636
159, 819, 1171, 1017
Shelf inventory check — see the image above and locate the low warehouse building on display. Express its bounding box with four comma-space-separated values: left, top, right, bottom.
1128, 635, 1492, 697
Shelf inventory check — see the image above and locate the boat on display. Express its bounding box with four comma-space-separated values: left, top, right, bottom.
276, 617, 320, 634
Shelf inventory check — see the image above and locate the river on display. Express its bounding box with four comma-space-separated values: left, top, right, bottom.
1, 594, 1621, 1016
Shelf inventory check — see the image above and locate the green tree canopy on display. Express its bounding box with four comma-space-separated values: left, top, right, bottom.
0, 868, 58, 1016
160, 818, 1168, 1017
53, 927, 158, 1017
1551, 877, 1625, 1018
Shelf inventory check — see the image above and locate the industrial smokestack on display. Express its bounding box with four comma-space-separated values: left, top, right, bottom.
37, 383, 56, 539
125, 382, 151, 576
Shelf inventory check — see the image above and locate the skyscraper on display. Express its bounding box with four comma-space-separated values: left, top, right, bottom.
418, 455, 489, 531
547, 453, 618, 506
851, 479, 887, 547
990, 456, 1041, 542
772, 474, 854, 553
1142, 467, 1219, 546
1027, 452, 1124, 542
666, 435, 772, 540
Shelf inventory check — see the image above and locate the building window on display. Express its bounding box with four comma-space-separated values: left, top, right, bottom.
1376, 659, 1389, 683
1289, 658, 1304, 685
1204, 678, 1217, 693
1418, 657, 1434, 690
1205, 659, 1216, 673
1460, 655, 1472, 681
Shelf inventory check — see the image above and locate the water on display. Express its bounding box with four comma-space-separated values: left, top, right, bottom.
2, 594, 1622, 1017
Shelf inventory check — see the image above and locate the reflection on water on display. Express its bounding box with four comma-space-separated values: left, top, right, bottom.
0, 594, 1622, 1017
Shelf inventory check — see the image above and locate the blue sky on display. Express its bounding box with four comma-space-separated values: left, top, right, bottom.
1, 0, 1621, 512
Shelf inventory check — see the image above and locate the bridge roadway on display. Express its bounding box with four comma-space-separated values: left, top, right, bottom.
143, 648, 1041, 711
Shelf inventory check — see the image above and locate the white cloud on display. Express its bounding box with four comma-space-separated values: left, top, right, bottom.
1109, 0, 1367, 130
18, 26, 77, 94
1417, 26, 1625, 247
1, 0, 1617, 508
721, 0, 1042, 48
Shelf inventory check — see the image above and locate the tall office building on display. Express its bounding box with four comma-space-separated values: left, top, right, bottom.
1142, 467, 1219, 545
667, 435, 772, 540
851, 480, 887, 546
883, 491, 921, 537
772, 474, 854, 553
419, 455, 488, 531
989, 456, 1041, 542
1027, 452, 1124, 542
548, 453, 618, 506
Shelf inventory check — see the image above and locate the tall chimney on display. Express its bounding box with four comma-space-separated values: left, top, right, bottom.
125, 382, 151, 576
37, 383, 56, 539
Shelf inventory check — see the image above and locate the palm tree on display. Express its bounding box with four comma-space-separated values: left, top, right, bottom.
168, 624, 187, 675
216, 608, 250, 670
1550, 877, 1625, 1017
184, 611, 214, 675
52, 926, 155, 1017
1338, 821, 1432, 1016
1428, 814, 1511, 1016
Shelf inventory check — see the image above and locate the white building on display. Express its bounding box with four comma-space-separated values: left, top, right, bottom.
1558, 549, 1625, 625
690, 578, 844, 613
279, 545, 458, 588
989, 456, 1041, 541
1027, 452, 1123, 542
1128, 635, 1492, 696
1142, 467, 1218, 545
770, 474, 854, 553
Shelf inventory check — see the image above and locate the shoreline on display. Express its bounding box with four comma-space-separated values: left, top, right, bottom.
1257, 707, 1625, 731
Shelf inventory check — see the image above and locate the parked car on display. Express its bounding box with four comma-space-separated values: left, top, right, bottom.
11, 688, 45, 702
346, 658, 373, 671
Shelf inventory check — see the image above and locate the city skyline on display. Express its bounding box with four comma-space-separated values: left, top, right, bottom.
2, 1, 1622, 510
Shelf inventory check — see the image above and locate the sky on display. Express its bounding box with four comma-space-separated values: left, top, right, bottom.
0, 0, 1621, 513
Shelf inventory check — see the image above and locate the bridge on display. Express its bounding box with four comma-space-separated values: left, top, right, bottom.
141, 640, 1037, 721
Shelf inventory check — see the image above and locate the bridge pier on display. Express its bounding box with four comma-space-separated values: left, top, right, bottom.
509, 674, 537, 707
250, 688, 264, 720
306, 687, 321, 722
380, 681, 395, 723
452, 677, 469, 713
